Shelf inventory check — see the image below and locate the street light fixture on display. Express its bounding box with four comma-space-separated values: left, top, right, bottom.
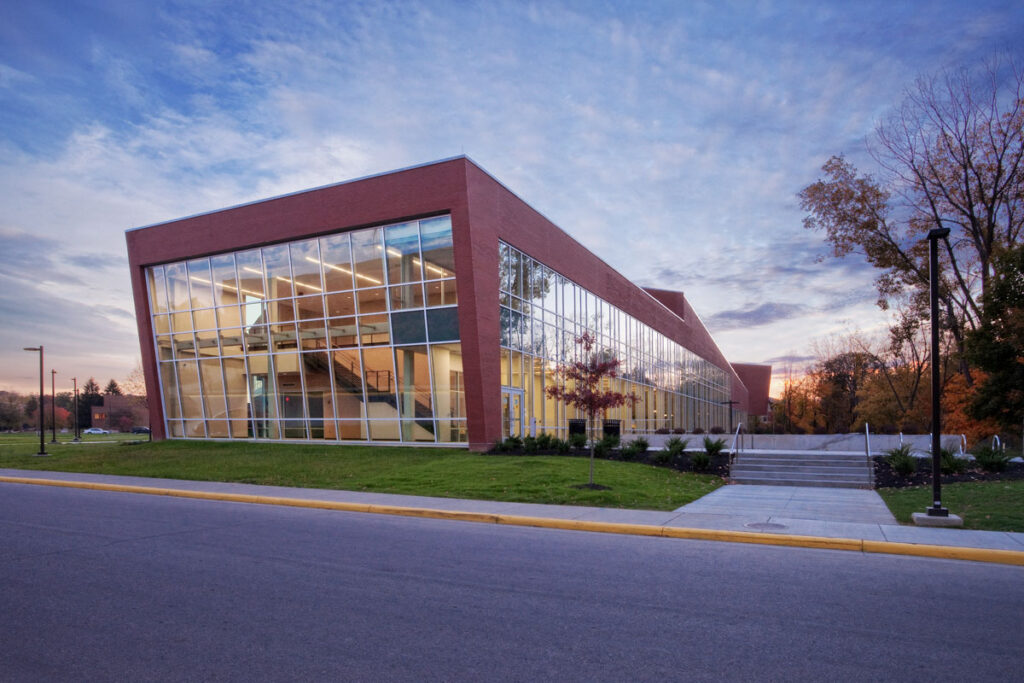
926, 227, 949, 517
22, 346, 47, 456
912, 228, 962, 527
73, 377, 80, 442
50, 368, 58, 444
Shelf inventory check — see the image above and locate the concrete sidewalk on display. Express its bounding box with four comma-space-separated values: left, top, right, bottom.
2, 469, 1023, 558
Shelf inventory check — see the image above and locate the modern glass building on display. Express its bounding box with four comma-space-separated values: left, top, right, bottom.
127, 157, 769, 449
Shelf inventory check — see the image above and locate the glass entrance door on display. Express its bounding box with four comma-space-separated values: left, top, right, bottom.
501, 388, 524, 439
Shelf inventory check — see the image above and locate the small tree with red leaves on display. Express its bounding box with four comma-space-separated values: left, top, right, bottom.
547, 332, 635, 487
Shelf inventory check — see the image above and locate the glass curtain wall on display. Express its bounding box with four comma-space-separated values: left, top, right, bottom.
147, 215, 467, 443
498, 241, 732, 437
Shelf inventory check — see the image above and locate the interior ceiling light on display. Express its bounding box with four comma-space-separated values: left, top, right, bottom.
305, 256, 381, 285
189, 275, 264, 298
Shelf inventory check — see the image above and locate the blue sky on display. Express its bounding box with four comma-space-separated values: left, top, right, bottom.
2, 0, 1023, 396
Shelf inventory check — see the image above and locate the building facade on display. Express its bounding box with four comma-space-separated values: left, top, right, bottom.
127, 157, 769, 449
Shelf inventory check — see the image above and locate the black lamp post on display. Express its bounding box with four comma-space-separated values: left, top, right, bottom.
926, 227, 950, 517
50, 369, 58, 444
23, 345, 47, 456
73, 377, 80, 442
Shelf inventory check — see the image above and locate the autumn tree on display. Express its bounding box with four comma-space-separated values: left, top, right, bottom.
800, 56, 1024, 375
966, 243, 1024, 432
546, 332, 634, 488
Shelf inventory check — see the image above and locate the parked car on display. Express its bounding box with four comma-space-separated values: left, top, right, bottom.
82, 428, 110, 435
131, 426, 151, 434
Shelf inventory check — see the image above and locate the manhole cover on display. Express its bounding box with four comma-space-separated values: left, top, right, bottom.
745, 522, 787, 530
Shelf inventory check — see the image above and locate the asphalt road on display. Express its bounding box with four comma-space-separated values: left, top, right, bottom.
1, 483, 1021, 682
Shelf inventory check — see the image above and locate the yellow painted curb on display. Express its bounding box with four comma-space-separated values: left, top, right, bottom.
2, 475, 1023, 566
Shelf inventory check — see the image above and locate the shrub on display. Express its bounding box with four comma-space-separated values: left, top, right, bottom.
672, 428, 685, 434
940, 447, 967, 475
973, 446, 1011, 473
522, 435, 538, 454
655, 427, 670, 435
692, 427, 705, 435
502, 435, 523, 452
709, 426, 725, 434
620, 437, 648, 461
569, 432, 588, 450
492, 439, 507, 453
703, 436, 726, 458
553, 438, 571, 455
594, 434, 619, 458
651, 448, 672, 465
690, 451, 710, 472
535, 432, 553, 450
665, 437, 688, 457
885, 444, 917, 477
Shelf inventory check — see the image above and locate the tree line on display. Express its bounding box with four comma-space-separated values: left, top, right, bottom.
786, 53, 1023, 445
0, 378, 134, 432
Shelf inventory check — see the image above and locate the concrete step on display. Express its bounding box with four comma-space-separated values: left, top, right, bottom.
733, 460, 867, 469
729, 450, 874, 488
734, 452, 867, 463
730, 469, 871, 482
734, 460, 867, 470
729, 475, 872, 489
731, 467, 869, 478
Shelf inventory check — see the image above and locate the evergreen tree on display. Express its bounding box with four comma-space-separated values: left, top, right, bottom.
104, 379, 123, 395
80, 378, 102, 428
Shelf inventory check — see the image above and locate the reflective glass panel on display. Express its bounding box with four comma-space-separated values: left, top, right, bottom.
351, 228, 385, 287
262, 244, 292, 299
385, 222, 422, 285
356, 287, 387, 314
186, 259, 215, 310
210, 254, 240, 307
319, 233, 354, 292
148, 266, 169, 316
165, 263, 190, 311
289, 239, 324, 295
235, 249, 266, 299
419, 216, 455, 279
325, 291, 355, 318
331, 349, 365, 419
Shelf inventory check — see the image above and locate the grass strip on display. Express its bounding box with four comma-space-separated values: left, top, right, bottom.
0, 437, 722, 511
878, 480, 1024, 532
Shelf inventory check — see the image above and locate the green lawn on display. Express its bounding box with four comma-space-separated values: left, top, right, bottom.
0, 435, 722, 511
878, 481, 1024, 532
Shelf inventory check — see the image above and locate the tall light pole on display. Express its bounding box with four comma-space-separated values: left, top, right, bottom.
23, 346, 47, 456
50, 369, 58, 444
73, 377, 80, 442
926, 228, 949, 517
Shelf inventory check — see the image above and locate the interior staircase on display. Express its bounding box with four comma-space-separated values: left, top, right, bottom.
729, 449, 874, 489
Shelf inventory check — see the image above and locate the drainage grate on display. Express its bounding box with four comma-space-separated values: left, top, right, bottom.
745, 522, 787, 530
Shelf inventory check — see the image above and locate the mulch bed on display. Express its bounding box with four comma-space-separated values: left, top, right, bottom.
487, 446, 731, 478
873, 456, 1024, 489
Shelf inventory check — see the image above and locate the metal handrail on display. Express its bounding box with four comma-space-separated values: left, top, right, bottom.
729, 422, 743, 466
959, 434, 967, 456
864, 423, 874, 486
992, 435, 1003, 452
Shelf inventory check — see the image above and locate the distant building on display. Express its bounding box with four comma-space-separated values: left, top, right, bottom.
92, 395, 148, 432
126, 157, 771, 449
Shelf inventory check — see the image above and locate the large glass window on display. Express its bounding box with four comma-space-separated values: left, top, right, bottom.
148, 215, 464, 444
498, 241, 732, 436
